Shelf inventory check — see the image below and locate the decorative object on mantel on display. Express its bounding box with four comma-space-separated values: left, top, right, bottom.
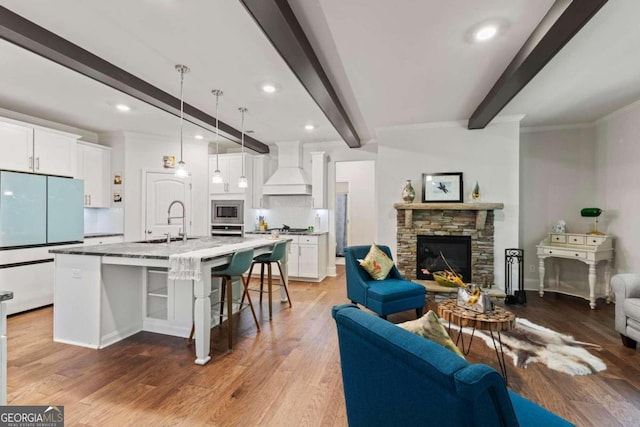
421, 172, 463, 203
552, 219, 566, 233
401, 179, 416, 202
580, 207, 604, 235
471, 180, 480, 201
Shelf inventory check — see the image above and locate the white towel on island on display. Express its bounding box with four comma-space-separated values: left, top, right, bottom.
168, 238, 280, 281
169, 253, 203, 281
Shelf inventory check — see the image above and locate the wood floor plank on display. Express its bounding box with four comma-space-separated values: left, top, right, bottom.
6, 266, 640, 426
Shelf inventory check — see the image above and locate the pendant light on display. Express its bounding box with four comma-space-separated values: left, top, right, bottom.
238, 107, 248, 188
174, 64, 190, 178
211, 89, 224, 184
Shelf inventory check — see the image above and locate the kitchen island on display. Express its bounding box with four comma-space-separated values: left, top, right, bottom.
50, 236, 289, 365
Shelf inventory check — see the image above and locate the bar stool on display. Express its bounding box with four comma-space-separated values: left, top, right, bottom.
243, 240, 292, 319
188, 248, 259, 351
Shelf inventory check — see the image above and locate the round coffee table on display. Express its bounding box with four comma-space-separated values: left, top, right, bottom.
437, 299, 516, 383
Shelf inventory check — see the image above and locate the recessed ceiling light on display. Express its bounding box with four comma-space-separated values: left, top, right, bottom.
474, 25, 498, 42
261, 83, 277, 93
304, 124, 316, 131
195, 134, 204, 140
115, 104, 131, 112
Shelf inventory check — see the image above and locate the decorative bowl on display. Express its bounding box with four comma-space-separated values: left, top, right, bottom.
433, 271, 464, 288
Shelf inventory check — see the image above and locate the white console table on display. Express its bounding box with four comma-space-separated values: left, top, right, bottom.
536, 233, 613, 309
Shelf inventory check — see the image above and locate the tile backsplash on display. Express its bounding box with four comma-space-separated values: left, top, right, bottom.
84, 207, 124, 235
249, 196, 328, 232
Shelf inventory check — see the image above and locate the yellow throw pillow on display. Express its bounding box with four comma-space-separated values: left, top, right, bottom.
359, 244, 394, 280
398, 310, 465, 358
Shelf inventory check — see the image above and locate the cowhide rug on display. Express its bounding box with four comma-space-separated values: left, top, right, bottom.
459, 318, 606, 376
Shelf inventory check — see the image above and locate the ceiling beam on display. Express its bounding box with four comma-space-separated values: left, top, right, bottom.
241, 0, 361, 148
468, 0, 608, 130
0, 6, 269, 154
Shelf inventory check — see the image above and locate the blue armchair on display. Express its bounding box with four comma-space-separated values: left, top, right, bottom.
332, 304, 574, 427
344, 245, 425, 319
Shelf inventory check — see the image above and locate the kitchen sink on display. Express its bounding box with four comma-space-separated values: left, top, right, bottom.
135, 237, 199, 244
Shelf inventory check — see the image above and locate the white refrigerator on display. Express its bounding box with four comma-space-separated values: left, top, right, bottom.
0, 171, 83, 247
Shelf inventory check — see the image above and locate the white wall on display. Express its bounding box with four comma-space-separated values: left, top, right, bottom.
519, 126, 597, 289
336, 160, 376, 246
595, 101, 640, 273
304, 141, 378, 276
101, 131, 209, 241
376, 119, 521, 288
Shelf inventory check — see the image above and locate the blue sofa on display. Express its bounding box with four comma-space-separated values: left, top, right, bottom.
345, 245, 425, 319
332, 304, 574, 427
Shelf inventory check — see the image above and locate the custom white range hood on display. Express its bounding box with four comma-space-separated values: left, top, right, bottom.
262, 141, 312, 195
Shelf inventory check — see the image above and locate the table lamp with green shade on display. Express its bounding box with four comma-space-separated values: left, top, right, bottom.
580, 208, 604, 235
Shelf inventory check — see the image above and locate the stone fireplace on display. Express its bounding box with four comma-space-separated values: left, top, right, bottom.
395, 202, 504, 285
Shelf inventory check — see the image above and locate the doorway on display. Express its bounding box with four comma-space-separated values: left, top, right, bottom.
335, 183, 349, 257
335, 160, 376, 257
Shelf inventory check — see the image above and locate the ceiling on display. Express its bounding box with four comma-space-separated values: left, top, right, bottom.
0, 1, 638, 152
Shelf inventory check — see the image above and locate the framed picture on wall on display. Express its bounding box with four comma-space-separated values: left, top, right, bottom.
422, 172, 463, 202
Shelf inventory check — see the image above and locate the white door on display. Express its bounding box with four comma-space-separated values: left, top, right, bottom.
145, 171, 192, 239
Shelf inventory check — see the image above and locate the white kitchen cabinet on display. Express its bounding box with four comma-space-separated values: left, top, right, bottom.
0, 246, 55, 315
77, 142, 111, 207
288, 234, 328, 282
0, 117, 78, 176
311, 151, 327, 209
0, 120, 32, 171
209, 154, 253, 195
84, 235, 124, 245
288, 237, 300, 277
33, 129, 77, 176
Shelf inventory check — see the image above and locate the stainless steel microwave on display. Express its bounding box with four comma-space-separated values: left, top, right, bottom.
211, 199, 244, 224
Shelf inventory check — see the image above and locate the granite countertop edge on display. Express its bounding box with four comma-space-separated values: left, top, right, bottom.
49, 236, 291, 261
245, 231, 328, 236
84, 233, 125, 238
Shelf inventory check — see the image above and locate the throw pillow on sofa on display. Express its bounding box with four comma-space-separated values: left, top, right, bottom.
398, 310, 464, 358
359, 244, 394, 280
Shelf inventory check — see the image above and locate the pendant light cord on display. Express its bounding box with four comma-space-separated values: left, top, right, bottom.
179, 68, 185, 163
240, 108, 246, 176
215, 93, 220, 170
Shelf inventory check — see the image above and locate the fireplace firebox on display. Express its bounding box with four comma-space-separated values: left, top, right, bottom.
416, 235, 472, 282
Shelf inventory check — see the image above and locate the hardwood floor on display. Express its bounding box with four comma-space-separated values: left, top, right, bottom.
6, 267, 640, 426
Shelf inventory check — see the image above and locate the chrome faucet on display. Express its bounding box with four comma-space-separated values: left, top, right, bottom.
167, 200, 187, 241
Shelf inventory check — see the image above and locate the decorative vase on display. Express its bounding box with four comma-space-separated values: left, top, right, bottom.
471, 180, 480, 202
401, 180, 416, 203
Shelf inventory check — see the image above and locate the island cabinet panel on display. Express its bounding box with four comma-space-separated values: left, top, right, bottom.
54, 256, 143, 348
53, 255, 103, 348
100, 265, 143, 346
